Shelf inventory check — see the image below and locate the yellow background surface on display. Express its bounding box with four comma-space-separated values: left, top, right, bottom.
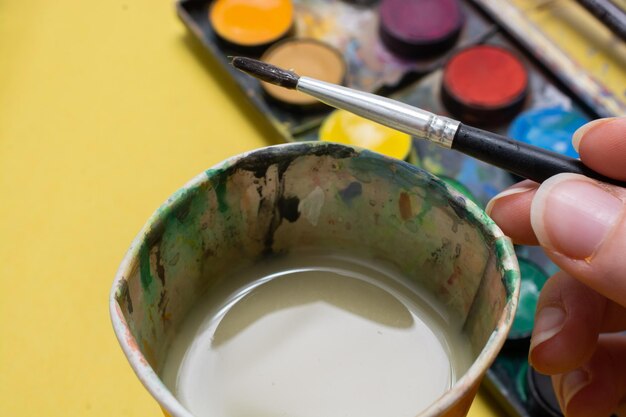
0, 0, 504, 415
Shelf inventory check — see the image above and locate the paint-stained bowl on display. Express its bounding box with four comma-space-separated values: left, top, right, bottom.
110, 142, 519, 417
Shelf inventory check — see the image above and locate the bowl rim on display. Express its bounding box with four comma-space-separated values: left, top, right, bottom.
110, 141, 520, 417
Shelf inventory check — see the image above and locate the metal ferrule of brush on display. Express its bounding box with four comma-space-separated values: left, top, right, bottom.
297, 77, 460, 148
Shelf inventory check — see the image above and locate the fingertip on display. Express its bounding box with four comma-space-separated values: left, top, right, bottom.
572, 118, 614, 153
530, 173, 622, 260
486, 181, 539, 245
486, 181, 537, 215
529, 331, 574, 375
577, 116, 626, 181
560, 343, 623, 417
529, 173, 572, 253
528, 272, 604, 374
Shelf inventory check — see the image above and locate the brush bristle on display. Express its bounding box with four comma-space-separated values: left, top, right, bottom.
231, 57, 300, 89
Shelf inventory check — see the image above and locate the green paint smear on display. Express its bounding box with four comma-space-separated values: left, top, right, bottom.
510, 258, 548, 337
139, 243, 153, 292
415, 194, 433, 226
160, 186, 207, 287
206, 168, 229, 213
138, 182, 205, 294
515, 361, 529, 402
495, 239, 520, 302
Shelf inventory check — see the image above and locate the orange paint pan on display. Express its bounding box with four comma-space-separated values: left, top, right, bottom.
210, 0, 294, 49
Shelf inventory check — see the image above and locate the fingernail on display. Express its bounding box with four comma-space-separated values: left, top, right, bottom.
485, 182, 537, 216
572, 118, 613, 152
531, 174, 623, 259
530, 306, 566, 352
562, 368, 591, 407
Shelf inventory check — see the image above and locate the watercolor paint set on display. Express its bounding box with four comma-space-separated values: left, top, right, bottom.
176, 0, 625, 416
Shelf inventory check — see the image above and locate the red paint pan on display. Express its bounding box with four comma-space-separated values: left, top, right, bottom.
441, 45, 529, 124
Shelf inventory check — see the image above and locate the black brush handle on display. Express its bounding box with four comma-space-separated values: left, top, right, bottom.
575, 0, 626, 42
452, 124, 625, 187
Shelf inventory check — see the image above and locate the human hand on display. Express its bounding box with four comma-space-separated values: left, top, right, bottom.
486, 116, 626, 417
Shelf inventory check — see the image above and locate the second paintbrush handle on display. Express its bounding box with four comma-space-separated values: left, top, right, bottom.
575, 0, 626, 42
453, 124, 625, 187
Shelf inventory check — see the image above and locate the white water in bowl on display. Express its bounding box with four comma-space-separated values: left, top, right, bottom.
161, 253, 473, 417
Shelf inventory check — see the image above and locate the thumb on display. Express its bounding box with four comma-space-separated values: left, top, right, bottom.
531, 173, 626, 307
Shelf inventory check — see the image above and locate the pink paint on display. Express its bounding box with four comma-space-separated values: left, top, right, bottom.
379, 0, 464, 55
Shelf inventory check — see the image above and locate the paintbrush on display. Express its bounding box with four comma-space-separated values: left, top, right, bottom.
231, 56, 624, 187
575, 0, 626, 42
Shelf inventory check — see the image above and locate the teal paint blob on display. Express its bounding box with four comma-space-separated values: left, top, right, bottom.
516, 361, 529, 402
139, 243, 154, 291
509, 258, 549, 339
508, 107, 589, 158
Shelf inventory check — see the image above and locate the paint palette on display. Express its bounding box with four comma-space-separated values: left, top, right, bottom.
176, 1, 625, 416
178, 0, 499, 139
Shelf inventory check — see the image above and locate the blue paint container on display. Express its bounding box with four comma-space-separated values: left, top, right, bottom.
508, 107, 589, 158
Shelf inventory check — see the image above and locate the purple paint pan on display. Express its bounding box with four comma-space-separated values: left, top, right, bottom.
379, 0, 465, 58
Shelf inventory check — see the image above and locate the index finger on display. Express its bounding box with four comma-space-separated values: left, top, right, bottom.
574, 117, 626, 181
